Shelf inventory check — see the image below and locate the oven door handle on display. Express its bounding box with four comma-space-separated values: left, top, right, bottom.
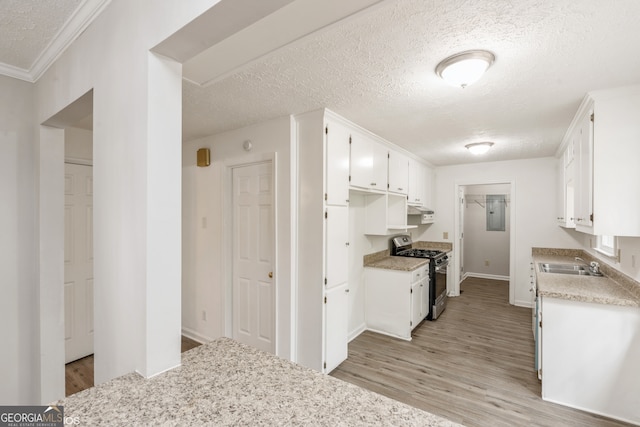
434, 262, 449, 273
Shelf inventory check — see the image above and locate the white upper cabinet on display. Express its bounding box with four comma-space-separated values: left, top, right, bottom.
349, 131, 388, 192
557, 143, 575, 228
574, 105, 594, 229
565, 85, 640, 236
388, 150, 409, 195
325, 119, 350, 206
408, 158, 432, 206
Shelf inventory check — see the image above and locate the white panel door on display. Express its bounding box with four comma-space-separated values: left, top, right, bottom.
64, 163, 94, 363
324, 282, 348, 373
325, 120, 350, 206
232, 162, 275, 354
325, 206, 348, 289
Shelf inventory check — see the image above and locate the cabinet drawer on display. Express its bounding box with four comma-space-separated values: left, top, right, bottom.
411, 265, 428, 282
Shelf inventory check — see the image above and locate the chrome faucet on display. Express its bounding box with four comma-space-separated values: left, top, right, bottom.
575, 257, 602, 276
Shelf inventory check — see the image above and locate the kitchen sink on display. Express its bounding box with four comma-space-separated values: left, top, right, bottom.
541, 263, 587, 271
538, 263, 595, 275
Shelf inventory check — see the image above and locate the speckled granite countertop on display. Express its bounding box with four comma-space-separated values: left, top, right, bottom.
58, 337, 463, 427
363, 241, 453, 271
532, 248, 640, 307
365, 255, 429, 271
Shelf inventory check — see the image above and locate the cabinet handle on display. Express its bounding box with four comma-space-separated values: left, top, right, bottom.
345, 289, 350, 293
345, 242, 350, 246
370, 183, 377, 186
398, 187, 403, 191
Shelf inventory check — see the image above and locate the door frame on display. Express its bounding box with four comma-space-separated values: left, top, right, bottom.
453, 179, 516, 305
222, 153, 277, 350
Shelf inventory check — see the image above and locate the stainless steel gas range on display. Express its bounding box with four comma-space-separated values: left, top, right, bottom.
391, 235, 449, 320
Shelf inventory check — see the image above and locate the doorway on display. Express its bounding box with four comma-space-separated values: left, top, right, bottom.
454, 181, 516, 305
40, 89, 96, 399
231, 160, 275, 353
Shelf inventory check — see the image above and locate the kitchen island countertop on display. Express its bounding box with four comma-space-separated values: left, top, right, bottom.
58, 337, 463, 426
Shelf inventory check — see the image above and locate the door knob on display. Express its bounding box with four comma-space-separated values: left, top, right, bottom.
268, 272, 273, 278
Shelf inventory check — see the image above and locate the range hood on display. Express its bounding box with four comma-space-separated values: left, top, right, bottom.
407, 205, 434, 215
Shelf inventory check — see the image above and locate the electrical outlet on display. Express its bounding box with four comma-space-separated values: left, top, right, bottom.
633, 255, 637, 268
202, 310, 207, 322
485, 260, 490, 266
443, 232, 449, 239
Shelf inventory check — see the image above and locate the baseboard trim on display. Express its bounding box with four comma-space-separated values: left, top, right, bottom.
465, 272, 510, 282
181, 327, 212, 344
348, 323, 367, 342
514, 299, 533, 308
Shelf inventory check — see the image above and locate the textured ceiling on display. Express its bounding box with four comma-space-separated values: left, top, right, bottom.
0, 0, 109, 81
3, 1, 640, 166
183, 0, 640, 166
0, 0, 81, 70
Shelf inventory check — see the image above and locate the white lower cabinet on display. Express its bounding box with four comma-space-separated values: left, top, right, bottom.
365, 265, 428, 340
324, 283, 349, 373
540, 296, 640, 424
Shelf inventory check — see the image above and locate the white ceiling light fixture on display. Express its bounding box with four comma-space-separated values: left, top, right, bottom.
436, 50, 495, 88
465, 142, 495, 155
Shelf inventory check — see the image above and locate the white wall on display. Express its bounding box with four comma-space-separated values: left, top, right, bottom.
423, 157, 580, 307
0, 75, 37, 405
181, 116, 294, 359
25, 0, 222, 403
565, 230, 640, 282
463, 184, 510, 278
65, 127, 93, 162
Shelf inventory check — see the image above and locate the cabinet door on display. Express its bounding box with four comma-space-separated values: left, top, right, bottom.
575, 108, 594, 228
349, 131, 371, 189
370, 139, 388, 191
423, 166, 433, 208
325, 206, 348, 289
325, 120, 350, 206
411, 280, 421, 329
556, 156, 565, 225
388, 150, 409, 195
324, 282, 348, 373
420, 276, 429, 320
408, 158, 422, 204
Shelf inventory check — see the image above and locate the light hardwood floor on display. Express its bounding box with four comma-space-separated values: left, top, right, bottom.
65, 335, 202, 396
331, 277, 634, 427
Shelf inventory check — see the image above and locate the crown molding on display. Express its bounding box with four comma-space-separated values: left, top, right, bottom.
0, 62, 32, 82
0, 0, 111, 83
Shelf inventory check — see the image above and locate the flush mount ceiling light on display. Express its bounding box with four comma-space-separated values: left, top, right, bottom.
465, 142, 494, 155
436, 50, 495, 88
